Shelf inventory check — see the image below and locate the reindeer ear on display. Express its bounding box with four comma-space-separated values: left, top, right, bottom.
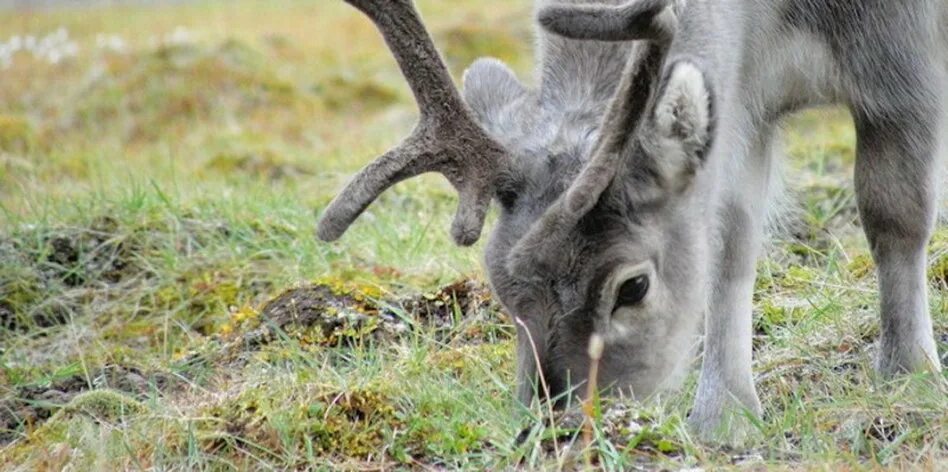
641, 61, 713, 194
463, 58, 529, 139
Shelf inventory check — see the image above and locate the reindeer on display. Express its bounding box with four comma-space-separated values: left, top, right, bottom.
318, 0, 946, 440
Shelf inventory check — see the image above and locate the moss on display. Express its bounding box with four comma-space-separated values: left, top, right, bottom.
394, 394, 490, 461
198, 384, 400, 460
428, 343, 512, 378
755, 300, 808, 334
259, 284, 386, 347
47, 389, 144, 424
189, 271, 241, 307
774, 265, 819, 290
847, 254, 875, 280
305, 387, 399, 458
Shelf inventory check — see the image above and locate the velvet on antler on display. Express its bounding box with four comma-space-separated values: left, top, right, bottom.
316, 0, 511, 246
507, 0, 677, 276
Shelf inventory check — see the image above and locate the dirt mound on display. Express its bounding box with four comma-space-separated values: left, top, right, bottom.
260, 278, 504, 345
0, 364, 182, 444
176, 279, 509, 370
0, 213, 251, 335
39, 216, 143, 287
0, 216, 154, 332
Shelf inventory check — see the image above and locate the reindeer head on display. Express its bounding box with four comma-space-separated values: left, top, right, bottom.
319, 0, 715, 404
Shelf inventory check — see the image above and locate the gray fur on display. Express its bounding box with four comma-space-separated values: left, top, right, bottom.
319, 0, 946, 442
526, 0, 946, 441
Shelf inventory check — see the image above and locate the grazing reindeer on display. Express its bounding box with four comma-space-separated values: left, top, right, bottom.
318, 0, 946, 440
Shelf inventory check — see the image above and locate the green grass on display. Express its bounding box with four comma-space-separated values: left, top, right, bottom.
1, 1, 946, 469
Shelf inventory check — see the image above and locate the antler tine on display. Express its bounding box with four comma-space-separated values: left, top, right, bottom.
508, 4, 676, 277
536, 0, 678, 216
318, 0, 510, 246
563, 39, 667, 215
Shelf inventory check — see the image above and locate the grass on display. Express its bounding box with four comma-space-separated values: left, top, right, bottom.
0, 0, 946, 469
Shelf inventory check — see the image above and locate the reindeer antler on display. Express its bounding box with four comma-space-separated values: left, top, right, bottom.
317, 0, 511, 246
507, 1, 676, 277
538, 0, 675, 42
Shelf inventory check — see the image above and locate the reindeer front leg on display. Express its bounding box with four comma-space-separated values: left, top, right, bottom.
688, 126, 777, 443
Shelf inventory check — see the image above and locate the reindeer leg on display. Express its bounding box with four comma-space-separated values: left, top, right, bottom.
852, 87, 943, 377
688, 125, 777, 443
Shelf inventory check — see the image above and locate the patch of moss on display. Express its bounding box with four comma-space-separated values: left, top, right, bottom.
306, 387, 399, 458
53, 389, 144, 421
393, 394, 489, 462
772, 265, 819, 290
199, 384, 400, 460
847, 254, 875, 280
312, 275, 385, 302
171, 268, 250, 334
428, 343, 512, 379
755, 300, 808, 335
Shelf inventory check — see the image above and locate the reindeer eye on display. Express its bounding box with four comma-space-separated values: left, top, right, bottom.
616, 275, 649, 307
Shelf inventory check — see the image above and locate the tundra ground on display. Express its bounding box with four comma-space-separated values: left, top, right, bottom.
0, 1, 946, 469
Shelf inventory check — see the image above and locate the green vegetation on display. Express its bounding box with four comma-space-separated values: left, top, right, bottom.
1, 1, 945, 469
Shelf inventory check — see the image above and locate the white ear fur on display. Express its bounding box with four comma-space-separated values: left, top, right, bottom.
650, 61, 711, 185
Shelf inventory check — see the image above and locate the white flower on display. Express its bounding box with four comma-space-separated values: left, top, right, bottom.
1, 28, 82, 67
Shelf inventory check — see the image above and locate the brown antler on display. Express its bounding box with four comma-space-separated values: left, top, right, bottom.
317, 0, 511, 246
507, 1, 676, 277
538, 0, 675, 42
